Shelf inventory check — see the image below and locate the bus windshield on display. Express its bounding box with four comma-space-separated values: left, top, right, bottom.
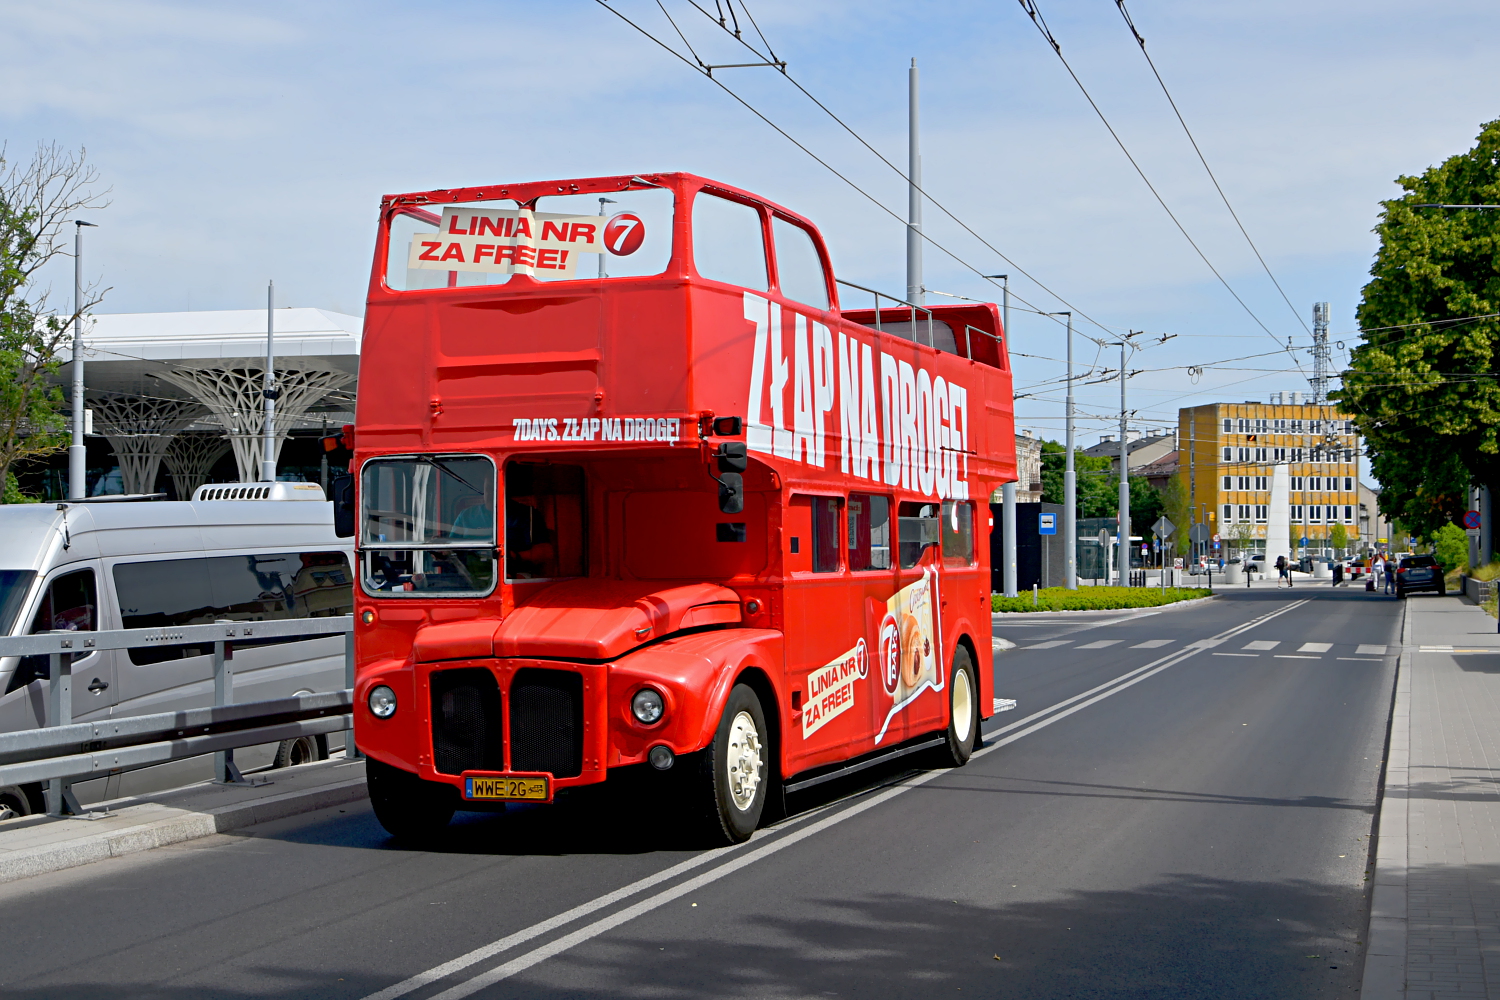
360, 456, 497, 597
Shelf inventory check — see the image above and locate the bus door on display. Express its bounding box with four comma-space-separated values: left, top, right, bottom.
874, 502, 948, 747
782, 493, 866, 771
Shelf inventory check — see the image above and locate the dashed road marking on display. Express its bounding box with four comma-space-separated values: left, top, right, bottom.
1022, 640, 1070, 650
1076, 639, 1122, 649
1355, 644, 1387, 655
1131, 639, 1172, 649
1243, 640, 1279, 651
1298, 642, 1333, 653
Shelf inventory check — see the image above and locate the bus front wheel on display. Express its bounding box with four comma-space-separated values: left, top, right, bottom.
939, 646, 979, 767
695, 683, 768, 844
367, 757, 457, 842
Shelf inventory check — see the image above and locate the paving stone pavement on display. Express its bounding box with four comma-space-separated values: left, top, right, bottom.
1364, 595, 1500, 999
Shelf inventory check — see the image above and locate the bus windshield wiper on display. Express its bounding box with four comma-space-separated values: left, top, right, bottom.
414, 454, 482, 495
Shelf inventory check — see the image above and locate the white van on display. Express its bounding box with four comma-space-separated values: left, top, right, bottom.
0, 484, 354, 817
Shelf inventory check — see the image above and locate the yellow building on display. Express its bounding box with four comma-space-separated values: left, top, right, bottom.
1178, 398, 1362, 554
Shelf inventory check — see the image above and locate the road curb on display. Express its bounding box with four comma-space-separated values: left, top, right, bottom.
0, 770, 368, 887
1360, 600, 1410, 999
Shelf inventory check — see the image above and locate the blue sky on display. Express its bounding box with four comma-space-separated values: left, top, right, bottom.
3, 0, 1498, 459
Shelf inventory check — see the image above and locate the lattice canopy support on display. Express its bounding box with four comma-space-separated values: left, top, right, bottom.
157, 366, 356, 483
163, 432, 231, 500
86, 392, 207, 495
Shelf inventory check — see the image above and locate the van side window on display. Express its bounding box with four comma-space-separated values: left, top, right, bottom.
847, 493, 891, 571
114, 552, 353, 666
5, 569, 96, 695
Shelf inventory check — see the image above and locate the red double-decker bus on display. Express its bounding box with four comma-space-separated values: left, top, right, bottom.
346, 172, 1016, 842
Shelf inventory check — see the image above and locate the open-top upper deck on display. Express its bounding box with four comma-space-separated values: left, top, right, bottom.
359, 172, 1016, 498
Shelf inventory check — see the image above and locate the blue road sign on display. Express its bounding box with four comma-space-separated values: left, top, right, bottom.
1039, 513, 1057, 535
1299, 536, 1308, 546
1465, 509, 1482, 529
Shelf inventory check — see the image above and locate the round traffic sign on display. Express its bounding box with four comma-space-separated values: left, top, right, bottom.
604, 213, 646, 255
1465, 509, 1482, 529
1212, 533, 1220, 543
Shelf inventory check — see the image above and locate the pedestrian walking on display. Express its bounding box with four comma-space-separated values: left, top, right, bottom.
1372, 553, 1387, 594
1276, 554, 1293, 588
1384, 555, 1397, 595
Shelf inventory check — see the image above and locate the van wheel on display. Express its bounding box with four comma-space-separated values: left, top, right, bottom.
366, 757, 457, 842
273, 735, 328, 768
0, 785, 32, 821
938, 646, 980, 766
694, 684, 768, 844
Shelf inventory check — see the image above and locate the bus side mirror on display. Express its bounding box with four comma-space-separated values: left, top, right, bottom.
717, 473, 744, 514
331, 473, 355, 538
715, 441, 748, 473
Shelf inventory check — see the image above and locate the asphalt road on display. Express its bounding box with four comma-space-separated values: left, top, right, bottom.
0, 587, 1402, 999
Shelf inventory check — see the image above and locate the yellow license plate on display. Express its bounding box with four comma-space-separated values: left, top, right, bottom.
463, 775, 550, 801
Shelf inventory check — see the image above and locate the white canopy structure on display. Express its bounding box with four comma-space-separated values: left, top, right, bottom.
63, 308, 361, 489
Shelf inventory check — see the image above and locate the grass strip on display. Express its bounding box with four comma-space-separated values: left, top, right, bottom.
993, 586, 1212, 613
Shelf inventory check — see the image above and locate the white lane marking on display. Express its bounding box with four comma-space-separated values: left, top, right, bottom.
420, 643, 1209, 1000
366, 595, 1318, 1000
1076, 639, 1121, 649
1339, 657, 1382, 662
1275, 654, 1320, 660
1243, 641, 1279, 651
1131, 639, 1171, 648
1299, 642, 1333, 653
1356, 644, 1387, 655
1022, 640, 1070, 650
1420, 645, 1454, 652
1214, 652, 1259, 657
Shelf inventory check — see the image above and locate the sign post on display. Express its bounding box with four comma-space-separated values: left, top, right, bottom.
1039, 512, 1056, 590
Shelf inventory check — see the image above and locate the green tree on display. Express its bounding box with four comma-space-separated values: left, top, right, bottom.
1039, 440, 1115, 516
0, 143, 108, 499
1129, 476, 1164, 537
1433, 522, 1468, 572
1329, 522, 1349, 556
1336, 119, 1500, 537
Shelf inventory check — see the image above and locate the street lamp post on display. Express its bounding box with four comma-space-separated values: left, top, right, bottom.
68, 220, 97, 500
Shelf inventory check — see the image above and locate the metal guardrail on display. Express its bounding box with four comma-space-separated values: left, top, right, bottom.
0, 616, 356, 816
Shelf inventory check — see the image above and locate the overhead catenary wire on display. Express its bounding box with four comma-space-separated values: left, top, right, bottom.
628, 0, 1121, 336
1113, 0, 1309, 336
1016, 0, 1308, 377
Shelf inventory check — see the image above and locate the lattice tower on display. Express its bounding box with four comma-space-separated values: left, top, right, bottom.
1311, 301, 1330, 405
162, 432, 231, 500
156, 366, 356, 482
86, 392, 207, 495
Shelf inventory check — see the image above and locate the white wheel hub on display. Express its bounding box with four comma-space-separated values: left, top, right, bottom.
725, 710, 763, 811
952, 668, 974, 744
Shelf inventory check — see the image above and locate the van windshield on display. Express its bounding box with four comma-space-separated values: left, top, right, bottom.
0, 570, 36, 635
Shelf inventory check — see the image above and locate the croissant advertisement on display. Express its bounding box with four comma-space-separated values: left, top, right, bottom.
875, 567, 943, 744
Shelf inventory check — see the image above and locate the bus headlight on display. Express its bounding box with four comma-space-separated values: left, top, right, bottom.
368, 685, 397, 719
631, 688, 665, 725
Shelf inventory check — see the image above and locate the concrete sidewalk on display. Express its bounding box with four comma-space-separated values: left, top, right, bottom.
0, 755, 367, 886
1364, 595, 1500, 999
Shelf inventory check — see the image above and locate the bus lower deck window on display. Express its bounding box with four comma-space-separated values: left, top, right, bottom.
941, 501, 975, 566
847, 494, 891, 571
811, 496, 842, 573
897, 503, 941, 569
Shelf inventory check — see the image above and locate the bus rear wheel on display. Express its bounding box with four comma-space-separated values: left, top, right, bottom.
938, 646, 979, 767
367, 757, 457, 842
694, 683, 768, 844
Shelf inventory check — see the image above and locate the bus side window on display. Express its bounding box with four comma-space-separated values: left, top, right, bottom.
897, 502, 941, 569
771, 216, 830, 311
785, 495, 812, 573
691, 192, 768, 291
940, 501, 975, 567
847, 493, 891, 571
811, 496, 842, 573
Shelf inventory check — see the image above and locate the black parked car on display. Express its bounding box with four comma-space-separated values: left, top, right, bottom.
1396, 555, 1446, 598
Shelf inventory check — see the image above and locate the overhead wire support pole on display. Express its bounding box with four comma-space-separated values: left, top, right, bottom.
68, 220, 97, 501
261, 281, 277, 483
1117, 336, 1133, 587
1058, 312, 1077, 590
906, 58, 923, 307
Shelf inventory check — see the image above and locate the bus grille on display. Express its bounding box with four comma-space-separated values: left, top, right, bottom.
509, 669, 584, 778
430, 669, 504, 775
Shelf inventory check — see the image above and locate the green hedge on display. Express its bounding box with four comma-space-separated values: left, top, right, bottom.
992, 586, 1212, 613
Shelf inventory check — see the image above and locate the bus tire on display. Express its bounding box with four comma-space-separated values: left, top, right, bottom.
696, 683, 768, 844
939, 646, 979, 767
367, 757, 457, 842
